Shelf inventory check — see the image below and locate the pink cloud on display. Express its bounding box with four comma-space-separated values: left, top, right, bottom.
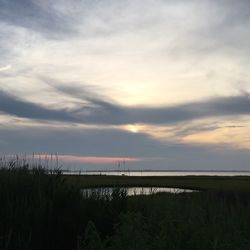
33, 154, 143, 165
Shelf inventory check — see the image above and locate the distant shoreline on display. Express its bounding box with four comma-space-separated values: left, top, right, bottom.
63, 169, 250, 173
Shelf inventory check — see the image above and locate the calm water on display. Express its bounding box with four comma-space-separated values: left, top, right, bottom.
64, 170, 250, 176
82, 187, 196, 197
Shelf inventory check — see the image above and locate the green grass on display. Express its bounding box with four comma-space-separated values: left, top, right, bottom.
65, 174, 250, 192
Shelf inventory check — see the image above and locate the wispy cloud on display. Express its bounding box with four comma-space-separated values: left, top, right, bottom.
0, 65, 11, 72
0, 90, 79, 122
0, 0, 76, 39
1, 0, 250, 105
1, 87, 250, 125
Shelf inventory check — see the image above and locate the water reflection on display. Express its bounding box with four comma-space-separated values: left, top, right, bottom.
82, 187, 197, 197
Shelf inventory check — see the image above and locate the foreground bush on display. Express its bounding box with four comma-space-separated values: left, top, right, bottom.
0, 165, 126, 250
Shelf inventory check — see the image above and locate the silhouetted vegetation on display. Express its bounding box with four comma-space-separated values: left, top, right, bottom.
1, 160, 250, 249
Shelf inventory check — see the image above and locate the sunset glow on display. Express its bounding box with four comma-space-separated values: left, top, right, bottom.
33, 154, 143, 165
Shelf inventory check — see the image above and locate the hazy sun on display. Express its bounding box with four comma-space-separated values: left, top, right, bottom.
127, 125, 139, 133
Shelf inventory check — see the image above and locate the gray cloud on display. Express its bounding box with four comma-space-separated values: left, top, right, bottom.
0, 0, 76, 38
49, 84, 250, 124
0, 126, 162, 158
0, 90, 79, 122
1, 0, 250, 44
172, 123, 245, 138
173, 124, 221, 137
127, 95, 250, 124
1, 87, 250, 125
1, 125, 250, 170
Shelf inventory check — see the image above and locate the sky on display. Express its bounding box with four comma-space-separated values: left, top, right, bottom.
1, 0, 250, 170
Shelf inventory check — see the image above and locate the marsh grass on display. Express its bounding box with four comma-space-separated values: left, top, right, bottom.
0, 159, 126, 250
65, 174, 250, 192
1, 158, 250, 249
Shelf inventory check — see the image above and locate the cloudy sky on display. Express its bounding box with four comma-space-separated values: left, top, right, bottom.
1, 0, 250, 170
